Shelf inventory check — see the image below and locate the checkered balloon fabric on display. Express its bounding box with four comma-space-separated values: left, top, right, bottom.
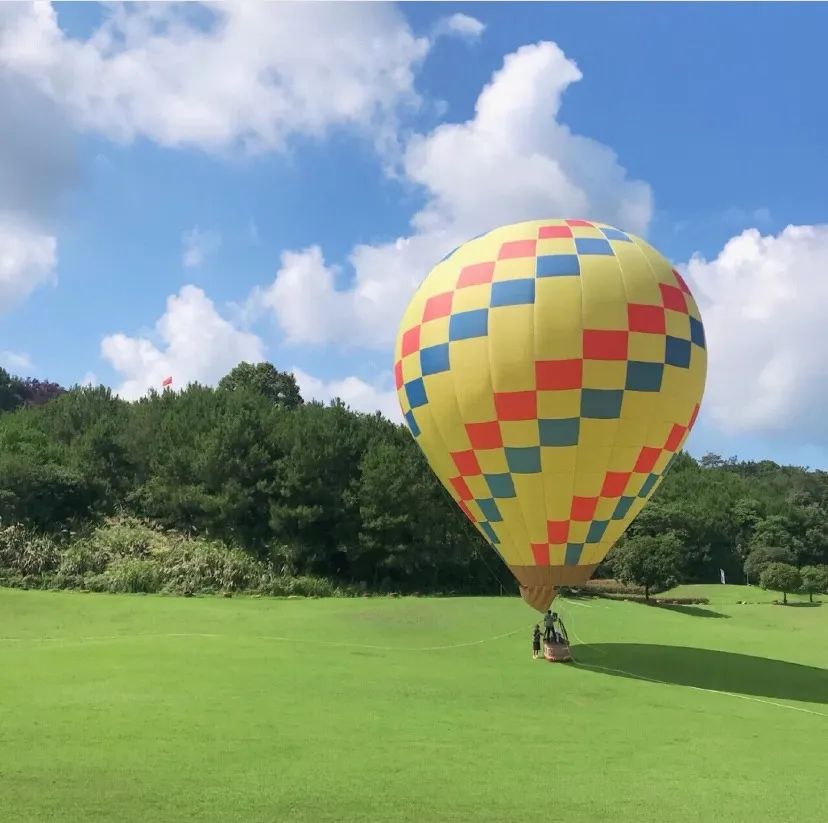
393, 219, 707, 612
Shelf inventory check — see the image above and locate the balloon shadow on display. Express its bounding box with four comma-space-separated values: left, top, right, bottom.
654, 603, 730, 618
572, 643, 828, 704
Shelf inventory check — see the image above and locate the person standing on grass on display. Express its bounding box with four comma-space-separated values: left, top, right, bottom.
532, 625, 542, 659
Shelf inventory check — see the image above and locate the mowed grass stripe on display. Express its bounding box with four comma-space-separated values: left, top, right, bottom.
0, 586, 825, 822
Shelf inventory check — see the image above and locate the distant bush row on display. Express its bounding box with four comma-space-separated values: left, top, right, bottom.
0, 519, 363, 598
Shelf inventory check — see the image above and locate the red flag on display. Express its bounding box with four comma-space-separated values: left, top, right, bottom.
161, 376, 173, 387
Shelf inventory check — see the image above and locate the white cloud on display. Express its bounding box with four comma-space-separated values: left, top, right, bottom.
0, 349, 33, 372
101, 284, 264, 400
0, 2, 428, 154
182, 227, 221, 269
684, 224, 828, 439
0, 214, 57, 312
80, 371, 97, 388
259, 41, 653, 349
434, 13, 486, 41
293, 367, 400, 421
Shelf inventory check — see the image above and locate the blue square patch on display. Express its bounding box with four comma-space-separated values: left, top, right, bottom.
449, 309, 488, 341
405, 378, 428, 408
580, 388, 623, 419
485, 473, 516, 499
665, 336, 692, 368
420, 343, 450, 376
491, 278, 535, 307
536, 254, 580, 277
505, 446, 541, 474
575, 237, 613, 256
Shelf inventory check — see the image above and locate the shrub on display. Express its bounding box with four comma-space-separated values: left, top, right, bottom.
103, 557, 161, 593
0, 524, 59, 575
58, 541, 109, 576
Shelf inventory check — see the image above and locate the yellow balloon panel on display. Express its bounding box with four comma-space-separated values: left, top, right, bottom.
394, 219, 707, 608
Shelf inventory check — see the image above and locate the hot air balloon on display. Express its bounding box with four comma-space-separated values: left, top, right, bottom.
393, 219, 706, 613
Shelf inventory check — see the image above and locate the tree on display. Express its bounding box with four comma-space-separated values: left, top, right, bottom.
0, 367, 24, 413
218, 362, 303, 409
612, 532, 683, 599
799, 565, 828, 603
744, 545, 795, 584
749, 515, 804, 560
700, 453, 724, 469
759, 562, 802, 605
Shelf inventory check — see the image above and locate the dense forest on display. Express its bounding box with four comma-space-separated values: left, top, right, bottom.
1, 362, 827, 598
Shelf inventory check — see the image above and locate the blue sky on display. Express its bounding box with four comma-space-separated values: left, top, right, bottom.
1, 2, 827, 468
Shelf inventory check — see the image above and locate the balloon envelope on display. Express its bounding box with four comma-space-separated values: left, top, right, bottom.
394, 219, 707, 612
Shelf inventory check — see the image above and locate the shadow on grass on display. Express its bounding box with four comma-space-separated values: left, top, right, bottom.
784, 602, 822, 608
572, 643, 828, 704
655, 604, 730, 618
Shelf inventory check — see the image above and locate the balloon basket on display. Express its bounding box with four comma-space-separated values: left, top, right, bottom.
543, 641, 572, 663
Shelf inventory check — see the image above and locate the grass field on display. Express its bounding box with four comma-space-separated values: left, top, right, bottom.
1, 585, 826, 822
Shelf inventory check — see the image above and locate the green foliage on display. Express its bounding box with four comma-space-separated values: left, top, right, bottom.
744, 546, 795, 584
759, 562, 802, 604
799, 564, 828, 602
611, 532, 683, 599
1, 362, 828, 596
218, 362, 303, 409
101, 557, 161, 593
0, 524, 59, 575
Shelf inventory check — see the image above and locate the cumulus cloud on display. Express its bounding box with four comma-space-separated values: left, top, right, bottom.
293, 367, 400, 421
0, 350, 33, 372
0, 2, 428, 154
684, 224, 828, 439
434, 13, 486, 41
259, 41, 653, 348
0, 214, 57, 312
101, 285, 264, 400
0, 66, 74, 313
182, 227, 221, 269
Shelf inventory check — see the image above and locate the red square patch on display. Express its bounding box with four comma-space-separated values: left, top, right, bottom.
394, 360, 403, 390
660, 283, 687, 313
628, 304, 666, 334
494, 391, 537, 421
422, 291, 453, 321
450, 476, 473, 501
688, 403, 700, 430
673, 269, 691, 294
634, 446, 661, 473
452, 450, 481, 476
601, 471, 631, 497
566, 219, 593, 227
547, 520, 569, 544
498, 239, 537, 259
571, 497, 599, 521
457, 262, 495, 288
538, 225, 573, 239
583, 329, 628, 360
465, 421, 503, 450
664, 424, 686, 452
535, 359, 582, 390
532, 543, 551, 565
401, 326, 420, 357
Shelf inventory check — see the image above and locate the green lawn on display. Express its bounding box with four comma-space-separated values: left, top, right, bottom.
1, 586, 825, 822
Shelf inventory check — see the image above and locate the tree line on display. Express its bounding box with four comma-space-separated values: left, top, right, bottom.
1, 362, 827, 598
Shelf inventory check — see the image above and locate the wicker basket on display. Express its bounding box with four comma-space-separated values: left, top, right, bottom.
543, 641, 573, 662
